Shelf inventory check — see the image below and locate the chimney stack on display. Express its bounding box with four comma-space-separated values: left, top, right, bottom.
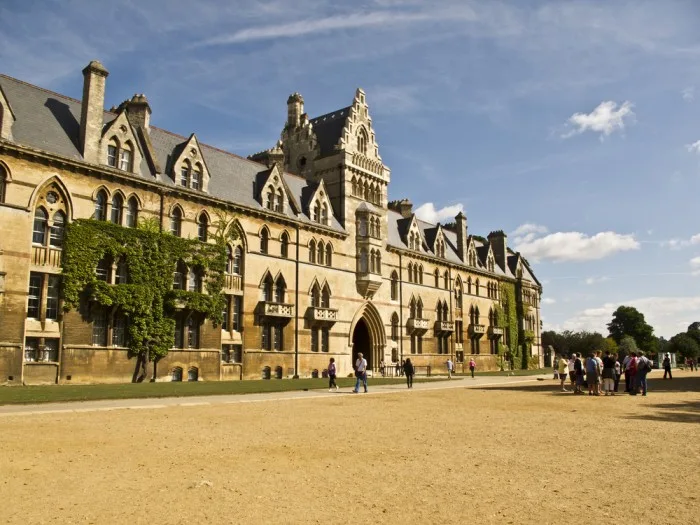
455, 211, 468, 262
124, 93, 151, 131
388, 199, 414, 218
287, 92, 304, 129
487, 230, 508, 271
80, 60, 109, 163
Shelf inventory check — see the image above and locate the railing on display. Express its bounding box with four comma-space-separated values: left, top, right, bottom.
224, 273, 242, 292
32, 246, 62, 268
488, 326, 504, 337
468, 323, 486, 336
306, 307, 338, 324
407, 318, 429, 334
262, 302, 294, 318
434, 321, 455, 334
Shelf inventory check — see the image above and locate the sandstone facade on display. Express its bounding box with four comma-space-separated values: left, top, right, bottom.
0, 61, 543, 385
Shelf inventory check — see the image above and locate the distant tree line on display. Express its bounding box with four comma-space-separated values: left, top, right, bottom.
542, 305, 700, 364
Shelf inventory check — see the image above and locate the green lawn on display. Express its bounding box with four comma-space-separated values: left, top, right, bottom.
0, 376, 442, 406
453, 369, 548, 377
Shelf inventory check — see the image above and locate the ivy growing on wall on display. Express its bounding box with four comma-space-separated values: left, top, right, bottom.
62, 217, 231, 362
499, 281, 520, 369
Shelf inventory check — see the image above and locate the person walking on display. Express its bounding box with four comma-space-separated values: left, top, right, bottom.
469, 357, 476, 379
446, 358, 454, 379
353, 352, 368, 393
327, 357, 339, 392
634, 353, 652, 396
624, 352, 637, 393
557, 354, 569, 392
568, 353, 577, 391
403, 358, 414, 388
663, 353, 672, 380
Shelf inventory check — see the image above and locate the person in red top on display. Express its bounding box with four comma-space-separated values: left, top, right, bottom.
469, 357, 476, 379
626, 352, 638, 395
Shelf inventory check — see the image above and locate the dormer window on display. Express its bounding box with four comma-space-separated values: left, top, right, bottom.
119, 146, 132, 171
357, 128, 368, 155
275, 189, 283, 212
107, 144, 117, 167
180, 162, 190, 187
191, 165, 202, 190
321, 203, 328, 224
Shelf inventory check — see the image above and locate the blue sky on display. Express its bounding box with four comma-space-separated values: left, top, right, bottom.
2, 0, 700, 338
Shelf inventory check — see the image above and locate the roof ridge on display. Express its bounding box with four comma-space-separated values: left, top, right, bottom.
309, 105, 352, 123
0, 73, 86, 107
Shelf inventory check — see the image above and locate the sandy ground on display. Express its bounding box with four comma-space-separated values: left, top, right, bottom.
2, 372, 699, 525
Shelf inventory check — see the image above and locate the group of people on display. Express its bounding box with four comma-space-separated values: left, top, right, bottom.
554, 350, 666, 396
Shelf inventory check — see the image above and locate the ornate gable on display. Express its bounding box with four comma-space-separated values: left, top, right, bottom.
405, 216, 424, 252
258, 165, 292, 214
307, 179, 334, 226
467, 237, 478, 267
170, 134, 211, 192
486, 244, 495, 272
433, 226, 447, 258
100, 110, 144, 173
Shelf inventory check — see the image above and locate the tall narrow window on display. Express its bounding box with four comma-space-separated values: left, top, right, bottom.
170, 207, 182, 237
321, 203, 328, 225
27, 273, 43, 319
112, 314, 127, 346
222, 298, 230, 331
92, 308, 108, 346
321, 285, 330, 308
126, 197, 138, 228
317, 241, 324, 266
309, 240, 316, 264
186, 316, 199, 348
119, 145, 132, 171
180, 163, 190, 187
233, 246, 242, 274
232, 296, 242, 331
174, 317, 183, 348
281, 232, 289, 258
391, 272, 398, 300
197, 214, 208, 242
173, 260, 187, 290
96, 257, 111, 282
313, 201, 320, 223
359, 248, 368, 273
107, 144, 118, 167
49, 211, 65, 248
188, 267, 202, 292
111, 194, 123, 225
0, 165, 6, 203
311, 327, 319, 352
260, 228, 269, 254
444, 271, 449, 290
33, 208, 47, 244
275, 189, 284, 212
115, 258, 128, 284
321, 328, 329, 352
391, 313, 399, 341
191, 165, 202, 190
262, 324, 271, 350
263, 275, 274, 302
325, 244, 332, 267
46, 275, 60, 320
273, 325, 283, 351
275, 278, 285, 303
266, 186, 274, 210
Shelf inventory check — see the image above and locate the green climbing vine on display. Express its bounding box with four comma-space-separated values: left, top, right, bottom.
499, 282, 520, 370
62, 215, 234, 361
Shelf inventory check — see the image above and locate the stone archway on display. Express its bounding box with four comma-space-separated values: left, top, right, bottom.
348, 302, 386, 373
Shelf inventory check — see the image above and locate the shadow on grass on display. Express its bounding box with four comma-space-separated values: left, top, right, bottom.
624, 400, 700, 424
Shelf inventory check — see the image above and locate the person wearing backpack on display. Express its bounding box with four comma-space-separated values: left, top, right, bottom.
634, 353, 652, 396
662, 353, 672, 380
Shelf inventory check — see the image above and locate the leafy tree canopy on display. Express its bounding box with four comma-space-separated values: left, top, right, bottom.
667, 333, 700, 360
607, 306, 655, 352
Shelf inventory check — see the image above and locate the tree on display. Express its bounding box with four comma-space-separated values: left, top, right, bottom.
617, 335, 638, 362
687, 322, 700, 332
607, 306, 655, 352
601, 337, 618, 355
667, 333, 699, 361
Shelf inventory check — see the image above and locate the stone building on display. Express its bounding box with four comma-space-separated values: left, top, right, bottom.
0, 60, 542, 385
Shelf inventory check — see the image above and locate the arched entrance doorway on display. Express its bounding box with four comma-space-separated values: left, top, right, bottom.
352, 318, 372, 371
348, 302, 386, 373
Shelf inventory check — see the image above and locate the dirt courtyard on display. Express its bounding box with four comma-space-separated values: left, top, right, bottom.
2, 373, 699, 524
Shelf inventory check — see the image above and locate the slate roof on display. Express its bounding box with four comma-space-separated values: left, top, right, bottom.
0, 73, 343, 232
309, 107, 350, 157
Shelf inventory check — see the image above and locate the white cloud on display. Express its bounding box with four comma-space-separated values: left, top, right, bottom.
511, 223, 549, 244
682, 86, 695, 101
414, 202, 464, 224
196, 8, 478, 46
562, 101, 635, 139
664, 234, 700, 249
542, 297, 556, 305
691, 256, 700, 276
512, 228, 640, 262
686, 140, 700, 154
554, 296, 700, 338
584, 276, 610, 285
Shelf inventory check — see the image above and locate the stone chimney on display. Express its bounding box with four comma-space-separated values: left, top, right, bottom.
248, 140, 285, 171
455, 211, 468, 262
388, 199, 413, 218
487, 230, 508, 271
287, 92, 304, 129
79, 60, 109, 163
124, 93, 151, 130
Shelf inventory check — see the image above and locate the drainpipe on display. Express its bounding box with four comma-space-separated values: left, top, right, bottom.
398, 252, 403, 363
293, 223, 300, 378
448, 266, 453, 367
158, 189, 165, 232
